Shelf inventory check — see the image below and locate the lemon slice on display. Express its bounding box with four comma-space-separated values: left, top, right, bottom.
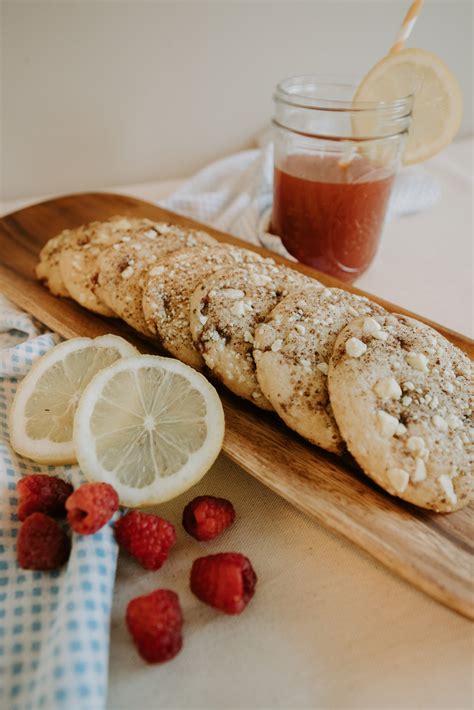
73, 355, 225, 506
354, 48, 463, 165
9, 335, 138, 465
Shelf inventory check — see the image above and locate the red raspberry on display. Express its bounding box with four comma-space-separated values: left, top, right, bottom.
17, 474, 73, 521
126, 589, 183, 663
190, 552, 257, 614
115, 512, 176, 570
182, 496, 235, 541
66, 482, 119, 534
17, 512, 71, 570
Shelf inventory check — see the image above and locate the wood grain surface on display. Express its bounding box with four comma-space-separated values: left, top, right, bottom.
0, 192, 472, 619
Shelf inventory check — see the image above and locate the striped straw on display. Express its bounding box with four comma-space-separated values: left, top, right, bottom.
390, 0, 425, 54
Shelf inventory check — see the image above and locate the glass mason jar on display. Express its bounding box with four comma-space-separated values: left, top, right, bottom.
271, 76, 413, 282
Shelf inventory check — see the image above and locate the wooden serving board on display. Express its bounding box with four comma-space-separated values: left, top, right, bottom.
1, 192, 472, 619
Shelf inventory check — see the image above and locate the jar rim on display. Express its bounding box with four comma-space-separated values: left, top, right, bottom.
274, 74, 413, 114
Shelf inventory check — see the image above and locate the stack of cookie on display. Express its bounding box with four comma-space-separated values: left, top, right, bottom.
37, 216, 473, 513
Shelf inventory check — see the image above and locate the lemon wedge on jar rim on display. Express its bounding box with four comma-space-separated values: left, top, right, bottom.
9, 335, 138, 465
73, 355, 225, 507
354, 48, 463, 165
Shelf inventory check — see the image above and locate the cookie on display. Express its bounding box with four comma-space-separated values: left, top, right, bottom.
36, 228, 75, 297
94, 223, 217, 335
142, 245, 268, 369
190, 263, 315, 409
253, 287, 385, 451
328, 313, 473, 511
58, 216, 151, 315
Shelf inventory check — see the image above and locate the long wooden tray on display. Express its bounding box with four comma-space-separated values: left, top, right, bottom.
1, 192, 472, 619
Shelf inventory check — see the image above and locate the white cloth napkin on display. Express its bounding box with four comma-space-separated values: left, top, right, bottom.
0, 296, 118, 710
161, 143, 441, 258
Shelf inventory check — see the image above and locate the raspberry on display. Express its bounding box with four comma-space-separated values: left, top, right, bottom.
115, 512, 176, 570
17, 474, 73, 522
182, 496, 235, 541
17, 512, 70, 570
126, 589, 183, 663
66, 482, 119, 534
190, 552, 257, 614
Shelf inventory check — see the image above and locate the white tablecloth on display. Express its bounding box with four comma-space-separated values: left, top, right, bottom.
1, 140, 473, 710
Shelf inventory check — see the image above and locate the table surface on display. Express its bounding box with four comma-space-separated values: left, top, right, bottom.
1, 141, 473, 709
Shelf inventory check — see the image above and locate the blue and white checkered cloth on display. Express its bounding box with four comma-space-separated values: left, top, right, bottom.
0, 295, 118, 710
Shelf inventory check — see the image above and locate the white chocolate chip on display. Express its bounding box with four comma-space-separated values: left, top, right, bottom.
376, 410, 399, 437
198, 314, 208, 326
251, 273, 272, 286
372, 330, 388, 341
121, 266, 134, 279
271, 339, 283, 352
219, 288, 245, 300
388, 467, 409, 493
438, 474, 457, 506
243, 331, 254, 344
317, 362, 329, 375
413, 458, 427, 482
231, 300, 251, 318
445, 414, 462, 429
144, 229, 157, 239
402, 396, 412, 406
345, 337, 367, 358
346, 306, 359, 317
442, 381, 454, 394
429, 395, 439, 410
373, 377, 402, 400
208, 329, 221, 342
407, 436, 426, 456
406, 351, 429, 373
432, 414, 448, 431
403, 381, 415, 391
150, 265, 165, 276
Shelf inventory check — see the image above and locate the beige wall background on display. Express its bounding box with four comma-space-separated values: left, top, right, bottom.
1, 0, 472, 201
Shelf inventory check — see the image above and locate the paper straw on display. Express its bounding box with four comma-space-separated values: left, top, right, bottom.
390, 0, 425, 53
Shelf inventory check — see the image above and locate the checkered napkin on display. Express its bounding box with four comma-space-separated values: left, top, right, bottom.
0, 296, 118, 710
